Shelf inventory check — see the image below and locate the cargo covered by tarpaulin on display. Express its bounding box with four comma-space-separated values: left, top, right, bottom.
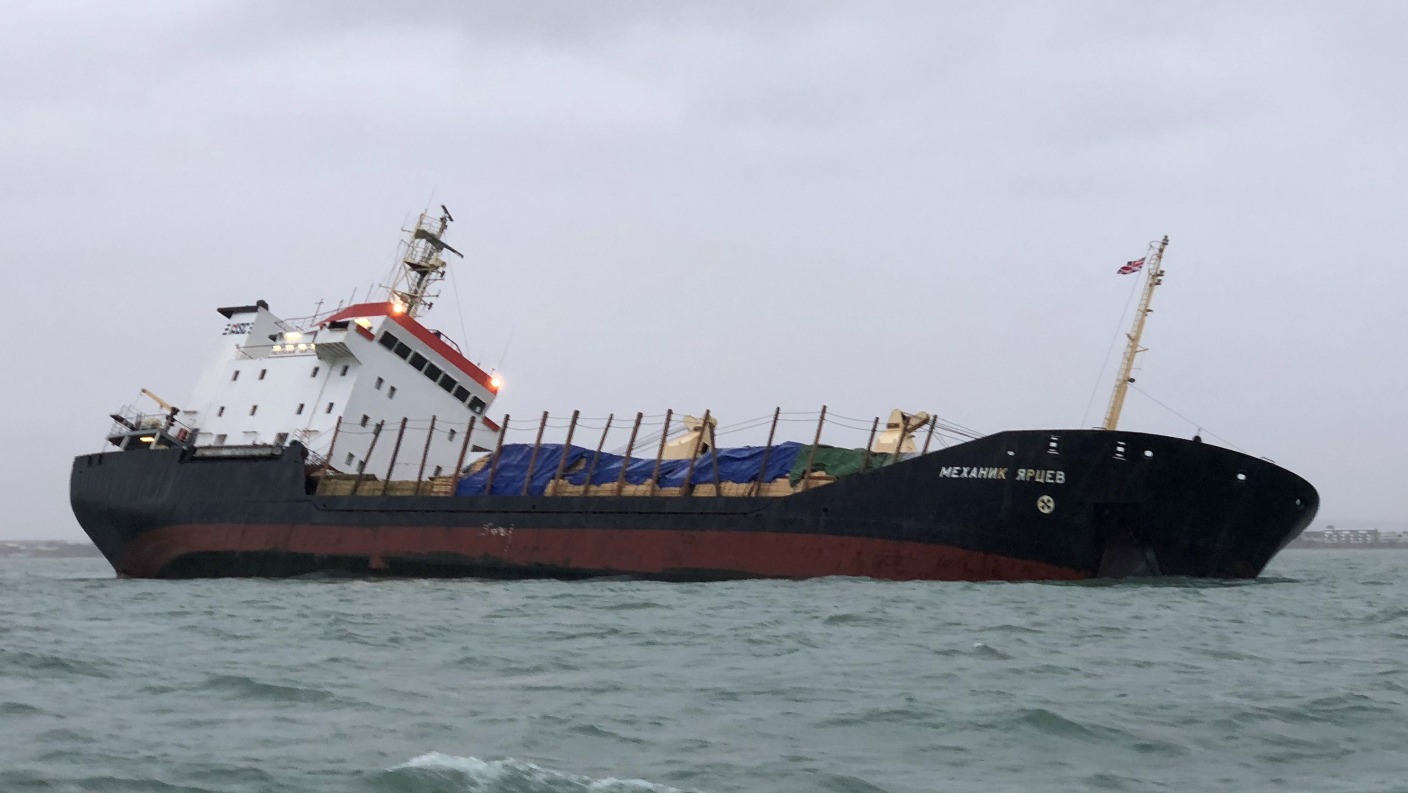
455, 442, 809, 497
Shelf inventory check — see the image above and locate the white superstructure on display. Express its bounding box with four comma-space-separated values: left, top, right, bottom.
108, 209, 502, 481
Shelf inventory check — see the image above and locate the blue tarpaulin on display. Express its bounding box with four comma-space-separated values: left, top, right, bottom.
455, 442, 806, 497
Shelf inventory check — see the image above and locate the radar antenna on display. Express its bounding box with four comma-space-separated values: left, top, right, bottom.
386, 206, 463, 318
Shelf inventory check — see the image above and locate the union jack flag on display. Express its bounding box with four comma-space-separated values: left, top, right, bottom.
1117, 257, 1145, 275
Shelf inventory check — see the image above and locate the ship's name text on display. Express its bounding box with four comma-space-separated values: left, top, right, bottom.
939, 466, 1066, 484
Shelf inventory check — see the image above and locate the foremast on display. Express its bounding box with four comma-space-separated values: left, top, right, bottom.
387, 205, 463, 318
1102, 235, 1170, 431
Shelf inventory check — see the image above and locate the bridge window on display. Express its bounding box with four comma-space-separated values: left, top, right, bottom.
452, 385, 470, 402
408, 352, 427, 371
468, 396, 486, 414
393, 342, 410, 359
438, 374, 456, 393
378, 331, 399, 350
423, 362, 442, 381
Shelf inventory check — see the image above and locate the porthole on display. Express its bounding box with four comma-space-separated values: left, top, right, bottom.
1236, 472, 1247, 482
1143, 450, 1154, 458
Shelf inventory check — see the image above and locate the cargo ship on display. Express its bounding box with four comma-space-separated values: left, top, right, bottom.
71, 211, 1318, 580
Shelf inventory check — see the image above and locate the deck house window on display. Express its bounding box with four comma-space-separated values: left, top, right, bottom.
310, 366, 320, 378
340, 365, 350, 376
325, 402, 335, 414
250, 405, 258, 416
231, 370, 240, 382
259, 369, 267, 380
217, 406, 225, 417
295, 403, 305, 415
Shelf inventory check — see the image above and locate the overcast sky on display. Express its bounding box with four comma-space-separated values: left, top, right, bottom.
3, 1, 1405, 540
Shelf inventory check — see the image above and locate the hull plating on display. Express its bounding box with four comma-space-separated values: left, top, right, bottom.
70, 430, 1319, 581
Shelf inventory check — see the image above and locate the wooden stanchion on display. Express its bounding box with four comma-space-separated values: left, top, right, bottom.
414, 416, 437, 495
860, 416, 879, 473
583, 414, 614, 493
681, 409, 710, 496
521, 411, 549, 496
550, 410, 581, 493
450, 416, 477, 494
352, 420, 384, 495
921, 415, 938, 455
751, 407, 781, 497
615, 412, 643, 496
320, 415, 343, 476
485, 414, 509, 494
382, 417, 409, 495
647, 409, 673, 494
799, 406, 827, 492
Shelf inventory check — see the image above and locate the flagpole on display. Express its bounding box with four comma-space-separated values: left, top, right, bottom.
1102, 235, 1170, 431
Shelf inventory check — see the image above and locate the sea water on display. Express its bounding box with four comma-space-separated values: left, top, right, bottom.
1, 551, 1405, 793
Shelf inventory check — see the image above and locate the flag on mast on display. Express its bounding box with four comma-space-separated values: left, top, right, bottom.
1117, 257, 1145, 275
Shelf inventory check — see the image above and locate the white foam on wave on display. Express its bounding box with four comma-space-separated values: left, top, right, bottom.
390, 752, 694, 793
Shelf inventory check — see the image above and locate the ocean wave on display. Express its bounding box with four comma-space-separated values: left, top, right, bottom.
378, 753, 694, 793
0, 649, 112, 679
201, 673, 337, 703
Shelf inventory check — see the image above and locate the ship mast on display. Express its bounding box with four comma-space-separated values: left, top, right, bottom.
386, 205, 463, 318
1101, 235, 1170, 431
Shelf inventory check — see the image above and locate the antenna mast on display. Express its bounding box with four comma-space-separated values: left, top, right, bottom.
386, 205, 463, 318
1102, 235, 1170, 431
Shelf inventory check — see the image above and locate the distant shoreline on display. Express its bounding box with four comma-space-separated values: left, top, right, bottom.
0, 541, 102, 559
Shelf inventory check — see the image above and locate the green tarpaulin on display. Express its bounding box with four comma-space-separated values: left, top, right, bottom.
786, 445, 900, 485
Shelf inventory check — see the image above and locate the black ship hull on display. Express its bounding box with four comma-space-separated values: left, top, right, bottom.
70, 430, 1318, 581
